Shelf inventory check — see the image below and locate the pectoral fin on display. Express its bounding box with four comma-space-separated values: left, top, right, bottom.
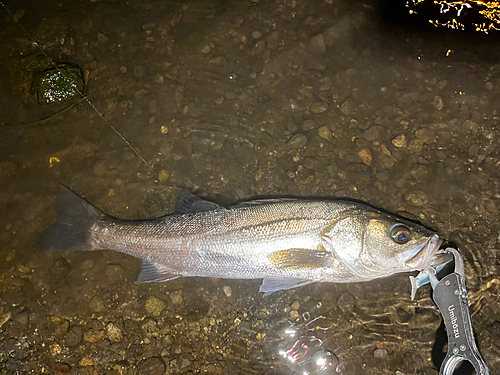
267, 248, 331, 270
260, 278, 313, 297
136, 260, 181, 283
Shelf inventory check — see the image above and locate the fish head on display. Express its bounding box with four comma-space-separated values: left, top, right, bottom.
323, 209, 442, 279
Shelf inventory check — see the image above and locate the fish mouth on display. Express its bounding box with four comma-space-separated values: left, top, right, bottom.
403, 234, 443, 270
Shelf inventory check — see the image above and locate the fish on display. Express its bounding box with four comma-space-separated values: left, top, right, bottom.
39, 186, 443, 296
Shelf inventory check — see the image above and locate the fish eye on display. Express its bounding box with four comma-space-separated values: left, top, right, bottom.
390, 224, 411, 244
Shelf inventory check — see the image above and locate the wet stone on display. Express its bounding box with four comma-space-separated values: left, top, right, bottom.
106, 322, 123, 342
363, 125, 385, 142
405, 190, 429, 206
145, 296, 166, 316
252, 30, 263, 39
223, 286, 232, 297
336, 292, 355, 313
410, 165, 428, 182
133, 65, 147, 79
170, 289, 183, 305
134, 88, 150, 99
252, 40, 266, 55
54, 362, 71, 374
468, 143, 480, 157
392, 133, 406, 148
97, 32, 109, 43
373, 348, 388, 358
89, 297, 106, 313
378, 145, 397, 169
84, 328, 105, 343
267, 32, 280, 50
105, 264, 124, 281
287, 133, 308, 149
297, 86, 314, 99
340, 98, 352, 115
358, 149, 372, 166
137, 357, 166, 375
303, 157, 318, 170
310, 33, 327, 54
433, 95, 444, 110
201, 45, 211, 54
318, 126, 333, 141
301, 119, 316, 131
310, 102, 328, 114
65, 326, 83, 347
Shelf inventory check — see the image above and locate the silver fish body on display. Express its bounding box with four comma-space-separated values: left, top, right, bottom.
40, 187, 443, 295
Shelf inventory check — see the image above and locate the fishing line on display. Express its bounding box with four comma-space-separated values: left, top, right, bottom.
0, 0, 157, 176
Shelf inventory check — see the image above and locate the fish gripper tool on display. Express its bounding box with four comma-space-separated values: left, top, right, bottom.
426, 248, 490, 375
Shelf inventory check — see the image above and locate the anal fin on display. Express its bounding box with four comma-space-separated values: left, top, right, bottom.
136, 259, 181, 283
259, 277, 313, 297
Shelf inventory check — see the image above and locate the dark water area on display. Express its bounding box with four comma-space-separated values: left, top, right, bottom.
0, 0, 499, 374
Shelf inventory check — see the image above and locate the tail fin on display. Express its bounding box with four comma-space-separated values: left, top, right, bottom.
38, 186, 106, 252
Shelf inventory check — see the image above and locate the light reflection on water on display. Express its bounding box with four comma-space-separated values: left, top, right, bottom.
272, 310, 343, 374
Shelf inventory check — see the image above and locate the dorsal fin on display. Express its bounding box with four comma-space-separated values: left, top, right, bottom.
174, 193, 221, 214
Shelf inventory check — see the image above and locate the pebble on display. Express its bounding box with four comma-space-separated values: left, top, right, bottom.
310, 102, 329, 114
119, 66, 127, 74
318, 125, 333, 141
145, 296, 166, 316
297, 86, 314, 98
468, 143, 480, 157
405, 190, 429, 206
485, 81, 494, 90
336, 292, 355, 313
310, 33, 327, 54
433, 95, 444, 110
291, 300, 300, 310
363, 125, 385, 142
378, 145, 397, 169
154, 74, 164, 83
65, 327, 83, 347
97, 32, 109, 43
134, 88, 150, 99
267, 32, 280, 49
201, 45, 211, 54
80, 259, 94, 271
133, 65, 147, 79
287, 133, 308, 149
252, 30, 263, 39
289, 310, 299, 318
410, 165, 428, 182
223, 285, 232, 297
340, 99, 352, 115
170, 289, 183, 305
158, 169, 169, 182
373, 348, 388, 358
79, 357, 93, 366
252, 40, 266, 55
84, 328, 105, 343
358, 149, 372, 166
105, 264, 124, 280
303, 157, 318, 170
49, 343, 62, 356
392, 133, 406, 148
106, 323, 123, 342
89, 297, 106, 313
54, 362, 71, 374
301, 119, 316, 131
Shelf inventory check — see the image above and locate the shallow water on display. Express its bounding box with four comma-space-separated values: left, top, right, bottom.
0, 0, 499, 374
